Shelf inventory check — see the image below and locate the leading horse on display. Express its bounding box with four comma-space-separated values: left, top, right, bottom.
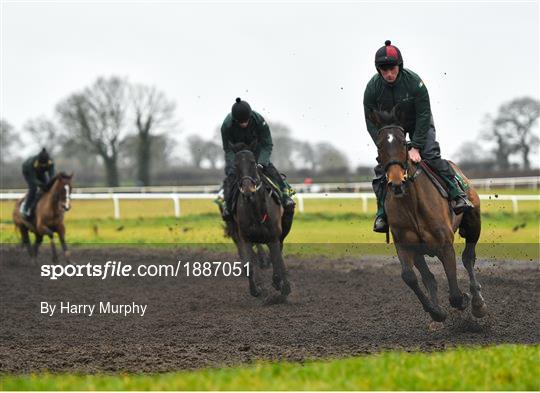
370, 110, 486, 322
13, 172, 73, 264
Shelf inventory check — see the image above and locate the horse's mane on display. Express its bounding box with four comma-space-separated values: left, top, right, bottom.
373, 110, 400, 127
43, 172, 71, 192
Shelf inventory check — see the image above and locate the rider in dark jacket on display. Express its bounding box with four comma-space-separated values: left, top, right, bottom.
20, 148, 55, 219
220, 98, 295, 219
364, 40, 473, 233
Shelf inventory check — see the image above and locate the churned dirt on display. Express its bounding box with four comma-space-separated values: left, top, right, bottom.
0, 245, 538, 373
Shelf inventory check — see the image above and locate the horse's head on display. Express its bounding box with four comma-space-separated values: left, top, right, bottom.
230, 141, 260, 198
50, 172, 74, 211
369, 108, 409, 197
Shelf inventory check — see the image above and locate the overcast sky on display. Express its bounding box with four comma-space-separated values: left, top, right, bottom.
1, 1, 539, 167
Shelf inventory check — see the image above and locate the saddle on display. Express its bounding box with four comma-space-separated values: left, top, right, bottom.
416, 161, 468, 200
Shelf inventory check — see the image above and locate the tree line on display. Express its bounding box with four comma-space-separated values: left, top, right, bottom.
1, 76, 538, 188
1, 76, 353, 187
455, 97, 539, 172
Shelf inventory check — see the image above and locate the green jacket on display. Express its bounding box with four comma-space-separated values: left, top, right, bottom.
363, 68, 434, 149
22, 155, 55, 185
221, 110, 273, 175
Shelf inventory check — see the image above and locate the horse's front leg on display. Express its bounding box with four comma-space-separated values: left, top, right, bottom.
238, 238, 262, 297
397, 246, 445, 322
438, 244, 470, 311
57, 223, 71, 264
32, 233, 44, 262
413, 254, 447, 322
37, 223, 58, 264
268, 241, 290, 297
19, 226, 33, 258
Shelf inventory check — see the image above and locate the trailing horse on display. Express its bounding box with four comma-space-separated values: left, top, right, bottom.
227, 142, 294, 301
370, 110, 486, 322
13, 172, 73, 264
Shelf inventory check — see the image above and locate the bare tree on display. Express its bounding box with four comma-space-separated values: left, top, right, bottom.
23, 116, 63, 155
119, 134, 176, 180
56, 76, 129, 186
187, 135, 206, 168
296, 141, 317, 171
267, 121, 295, 170
201, 141, 222, 169
481, 114, 516, 170
0, 119, 21, 164
315, 142, 349, 172
131, 84, 176, 185
494, 97, 540, 169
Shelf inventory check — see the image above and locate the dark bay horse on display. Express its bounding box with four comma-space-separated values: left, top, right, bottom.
13, 172, 73, 264
370, 110, 486, 322
227, 142, 294, 301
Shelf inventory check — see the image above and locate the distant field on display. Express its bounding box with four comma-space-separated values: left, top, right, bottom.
1, 198, 538, 260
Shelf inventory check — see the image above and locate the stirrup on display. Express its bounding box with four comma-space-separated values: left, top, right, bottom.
373, 216, 388, 233
451, 196, 474, 214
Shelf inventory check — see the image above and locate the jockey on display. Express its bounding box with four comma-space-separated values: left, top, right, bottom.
364, 40, 473, 233
20, 148, 55, 219
220, 98, 295, 220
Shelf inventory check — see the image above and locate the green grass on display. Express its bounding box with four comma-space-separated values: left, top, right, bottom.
1, 345, 538, 391
1, 197, 538, 260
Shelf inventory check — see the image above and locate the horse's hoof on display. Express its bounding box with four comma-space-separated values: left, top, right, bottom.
472, 303, 487, 318
280, 281, 291, 296
460, 293, 471, 311
428, 321, 444, 331
450, 293, 471, 311
249, 285, 262, 298
430, 307, 447, 322
272, 274, 281, 291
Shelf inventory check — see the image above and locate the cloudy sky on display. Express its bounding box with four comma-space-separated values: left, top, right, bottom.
1, 1, 539, 167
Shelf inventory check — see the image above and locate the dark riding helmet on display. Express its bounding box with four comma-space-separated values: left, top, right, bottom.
375, 40, 403, 70
231, 97, 252, 123
37, 148, 51, 164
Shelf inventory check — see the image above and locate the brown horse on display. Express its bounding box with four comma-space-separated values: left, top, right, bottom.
227, 142, 294, 301
370, 110, 486, 322
13, 172, 73, 264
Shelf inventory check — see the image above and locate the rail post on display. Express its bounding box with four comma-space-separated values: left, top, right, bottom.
112, 196, 120, 219
296, 194, 304, 213
511, 196, 519, 214
172, 195, 181, 217
361, 195, 368, 213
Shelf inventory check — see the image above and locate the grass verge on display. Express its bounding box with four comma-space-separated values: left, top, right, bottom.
1, 344, 538, 391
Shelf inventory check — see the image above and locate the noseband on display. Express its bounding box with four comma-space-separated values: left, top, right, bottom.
239, 175, 262, 195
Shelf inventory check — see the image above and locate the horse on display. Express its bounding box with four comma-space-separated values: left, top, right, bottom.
13, 172, 73, 264
226, 142, 294, 301
369, 110, 486, 323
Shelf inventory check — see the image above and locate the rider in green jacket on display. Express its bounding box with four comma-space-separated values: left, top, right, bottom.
364, 40, 473, 233
20, 148, 55, 219
221, 98, 295, 219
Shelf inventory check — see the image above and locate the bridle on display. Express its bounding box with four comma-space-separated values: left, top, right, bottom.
236, 150, 263, 195
238, 175, 262, 194
378, 125, 410, 180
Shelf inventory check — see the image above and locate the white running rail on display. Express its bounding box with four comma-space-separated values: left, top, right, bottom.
1, 192, 538, 218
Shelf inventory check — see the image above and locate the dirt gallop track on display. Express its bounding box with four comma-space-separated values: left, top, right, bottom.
0, 246, 538, 373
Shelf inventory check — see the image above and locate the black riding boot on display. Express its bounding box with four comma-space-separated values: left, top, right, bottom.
222, 174, 236, 221
372, 172, 388, 233
21, 185, 38, 219
263, 164, 295, 212
448, 175, 474, 214
426, 158, 474, 214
